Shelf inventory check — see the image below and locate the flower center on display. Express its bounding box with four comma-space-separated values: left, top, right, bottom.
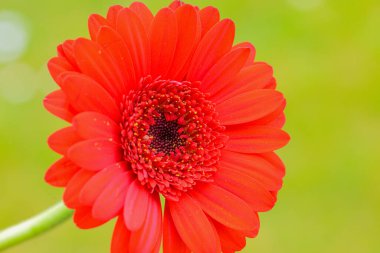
120, 78, 227, 201
147, 114, 185, 155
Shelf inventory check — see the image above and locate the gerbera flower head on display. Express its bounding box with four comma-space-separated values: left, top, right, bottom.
44, 1, 290, 252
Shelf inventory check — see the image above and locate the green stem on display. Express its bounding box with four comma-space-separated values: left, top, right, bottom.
0, 201, 72, 251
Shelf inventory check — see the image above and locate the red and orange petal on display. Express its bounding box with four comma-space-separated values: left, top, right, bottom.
44, 1, 289, 253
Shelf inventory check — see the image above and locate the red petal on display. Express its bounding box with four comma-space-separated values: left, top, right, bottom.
169, 0, 185, 10
213, 62, 274, 103
202, 47, 250, 95
57, 40, 79, 71
43, 90, 75, 122
96, 26, 136, 90
214, 162, 276, 211
73, 206, 108, 229
48, 127, 81, 155
47, 57, 76, 84
73, 38, 125, 99
72, 112, 120, 140
167, 4, 201, 80
163, 203, 191, 253
63, 169, 96, 208
149, 8, 178, 79
216, 89, 285, 125
259, 152, 285, 172
232, 42, 256, 66
221, 150, 285, 191
45, 158, 80, 187
123, 180, 150, 231
59, 72, 120, 121
111, 216, 131, 253
152, 238, 162, 253
117, 8, 150, 81
187, 19, 235, 82
130, 2, 154, 32
57, 44, 65, 58
92, 172, 131, 221
169, 194, 221, 253
60, 40, 78, 68
106, 5, 123, 27
68, 139, 122, 171
225, 126, 290, 153
199, 6, 220, 37
266, 77, 277, 89
213, 219, 254, 253
239, 100, 285, 128
129, 193, 162, 253
190, 183, 256, 231
88, 14, 109, 41
79, 162, 127, 206
266, 111, 286, 128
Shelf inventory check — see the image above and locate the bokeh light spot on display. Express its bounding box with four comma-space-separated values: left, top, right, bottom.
0, 11, 29, 63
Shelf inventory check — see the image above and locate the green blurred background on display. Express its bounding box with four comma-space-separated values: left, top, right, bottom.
0, 0, 379, 252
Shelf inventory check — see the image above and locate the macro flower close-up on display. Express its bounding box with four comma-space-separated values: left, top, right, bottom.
2, 0, 380, 252
42, 0, 289, 252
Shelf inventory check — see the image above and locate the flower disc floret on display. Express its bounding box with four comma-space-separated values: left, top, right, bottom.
121, 78, 227, 200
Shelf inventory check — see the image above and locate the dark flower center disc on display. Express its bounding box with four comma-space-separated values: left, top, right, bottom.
148, 114, 185, 155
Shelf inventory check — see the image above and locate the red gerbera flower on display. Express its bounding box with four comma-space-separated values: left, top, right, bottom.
44, 1, 289, 252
